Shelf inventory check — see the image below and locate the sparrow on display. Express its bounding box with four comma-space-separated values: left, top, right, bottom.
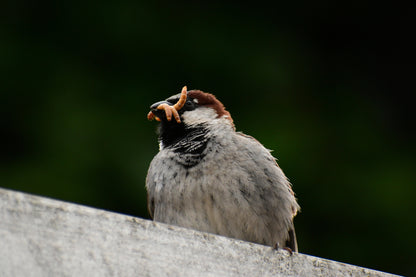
146, 86, 300, 251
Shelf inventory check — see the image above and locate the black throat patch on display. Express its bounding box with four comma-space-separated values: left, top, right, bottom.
159, 122, 209, 168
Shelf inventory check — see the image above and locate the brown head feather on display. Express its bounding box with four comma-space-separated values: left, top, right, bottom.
187, 90, 233, 124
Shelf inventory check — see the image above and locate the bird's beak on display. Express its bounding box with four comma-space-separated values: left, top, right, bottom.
148, 100, 183, 123
147, 86, 188, 123
150, 101, 170, 111
148, 101, 171, 121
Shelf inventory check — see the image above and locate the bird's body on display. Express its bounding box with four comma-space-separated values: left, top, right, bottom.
146, 88, 300, 250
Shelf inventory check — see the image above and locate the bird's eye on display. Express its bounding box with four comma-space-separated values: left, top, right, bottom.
182, 100, 196, 111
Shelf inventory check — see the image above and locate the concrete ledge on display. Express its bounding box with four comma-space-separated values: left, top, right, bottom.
0, 188, 400, 276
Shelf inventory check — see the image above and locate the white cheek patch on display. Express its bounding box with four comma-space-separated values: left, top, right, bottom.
193, 99, 199, 104
182, 107, 218, 126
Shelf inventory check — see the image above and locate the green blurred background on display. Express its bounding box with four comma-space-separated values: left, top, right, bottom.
1, 1, 413, 276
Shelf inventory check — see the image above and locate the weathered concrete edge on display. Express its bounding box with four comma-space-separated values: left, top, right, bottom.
0, 188, 401, 277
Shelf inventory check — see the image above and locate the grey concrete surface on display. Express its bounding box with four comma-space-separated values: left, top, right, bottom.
0, 188, 401, 277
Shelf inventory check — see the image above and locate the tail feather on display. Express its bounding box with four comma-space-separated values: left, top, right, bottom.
285, 225, 298, 252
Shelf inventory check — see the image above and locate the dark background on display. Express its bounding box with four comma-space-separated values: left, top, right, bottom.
1, 1, 414, 276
